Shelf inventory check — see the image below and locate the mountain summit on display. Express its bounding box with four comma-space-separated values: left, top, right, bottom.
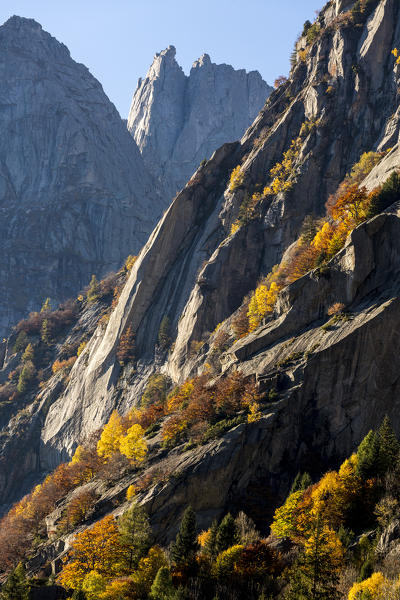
0, 16, 163, 337
128, 47, 272, 197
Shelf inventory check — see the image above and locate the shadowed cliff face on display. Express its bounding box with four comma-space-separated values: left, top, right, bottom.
0, 16, 164, 338
1, 0, 400, 534
127, 45, 272, 198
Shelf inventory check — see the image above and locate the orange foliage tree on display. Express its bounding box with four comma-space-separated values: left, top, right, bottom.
58, 515, 124, 589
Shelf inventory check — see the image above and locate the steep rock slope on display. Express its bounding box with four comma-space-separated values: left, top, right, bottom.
40, 0, 400, 459
127, 46, 272, 198
1, 0, 400, 528
0, 16, 163, 338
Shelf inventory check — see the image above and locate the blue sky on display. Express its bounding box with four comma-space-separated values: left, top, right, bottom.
0, 0, 322, 118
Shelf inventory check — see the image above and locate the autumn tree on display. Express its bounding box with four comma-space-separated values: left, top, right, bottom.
87, 274, 100, 303
231, 303, 250, 339
97, 410, 124, 460
130, 546, 168, 597
64, 489, 97, 529
41, 297, 51, 313
118, 502, 152, 571
116, 325, 135, 365
119, 424, 147, 464
247, 282, 279, 331
82, 570, 107, 599
22, 343, 34, 363
285, 517, 344, 600
274, 75, 288, 88
58, 515, 124, 589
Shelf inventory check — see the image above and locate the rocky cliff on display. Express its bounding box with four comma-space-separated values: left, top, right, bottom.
1, 0, 400, 577
127, 46, 272, 198
0, 16, 163, 339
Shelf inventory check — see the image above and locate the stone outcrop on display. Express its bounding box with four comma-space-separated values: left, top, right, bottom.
0, 16, 163, 338
127, 46, 272, 198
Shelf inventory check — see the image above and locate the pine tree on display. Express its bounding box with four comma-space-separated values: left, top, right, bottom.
41, 318, 51, 345
285, 518, 343, 600
215, 513, 239, 554
367, 172, 400, 217
377, 416, 400, 475
290, 472, 312, 494
356, 430, 380, 479
118, 502, 152, 570
22, 343, 34, 364
1, 562, 30, 600
13, 331, 28, 353
171, 506, 199, 568
158, 316, 171, 350
150, 566, 175, 600
174, 587, 190, 600
204, 519, 219, 560
17, 360, 36, 394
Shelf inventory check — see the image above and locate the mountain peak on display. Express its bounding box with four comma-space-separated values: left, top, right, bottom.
156, 44, 177, 60
2, 15, 43, 30
0, 15, 70, 59
192, 53, 212, 68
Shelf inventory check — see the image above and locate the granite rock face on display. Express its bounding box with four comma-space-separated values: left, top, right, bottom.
0, 16, 163, 338
127, 46, 272, 198
37, 0, 400, 466
2, 0, 400, 542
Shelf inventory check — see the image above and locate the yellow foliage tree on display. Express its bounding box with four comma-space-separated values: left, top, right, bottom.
229, 166, 244, 192
348, 571, 389, 600
126, 485, 136, 501
119, 424, 147, 464
82, 570, 107, 599
213, 544, 244, 578
97, 411, 125, 460
58, 515, 124, 589
131, 546, 168, 595
263, 136, 302, 196
271, 490, 311, 542
166, 381, 194, 414
247, 282, 279, 331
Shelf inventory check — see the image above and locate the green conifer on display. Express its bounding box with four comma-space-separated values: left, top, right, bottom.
1, 563, 29, 600
118, 502, 152, 570
171, 506, 198, 567
158, 316, 171, 350
377, 415, 400, 475
356, 430, 380, 479
215, 513, 239, 554
204, 519, 219, 560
